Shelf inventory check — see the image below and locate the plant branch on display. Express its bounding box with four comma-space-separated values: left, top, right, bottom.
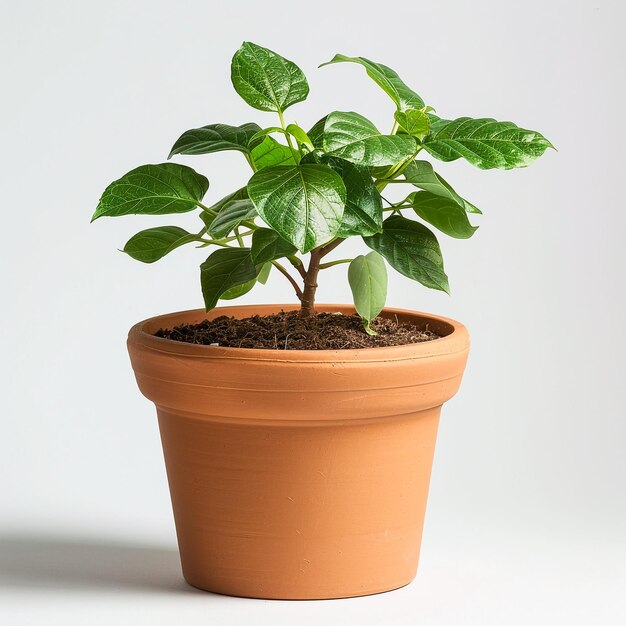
272, 260, 303, 300
375, 146, 421, 192
278, 110, 300, 162
194, 229, 254, 248
195, 238, 234, 249
288, 256, 307, 279
244, 153, 258, 173
234, 227, 245, 247
319, 258, 353, 269
319, 238, 345, 258
196, 201, 217, 216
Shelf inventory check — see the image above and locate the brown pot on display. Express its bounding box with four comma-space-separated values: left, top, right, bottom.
127, 304, 469, 600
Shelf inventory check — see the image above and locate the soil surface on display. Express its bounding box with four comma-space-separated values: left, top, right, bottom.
154, 311, 440, 350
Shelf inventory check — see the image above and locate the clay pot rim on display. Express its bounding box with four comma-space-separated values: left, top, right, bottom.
128, 303, 469, 363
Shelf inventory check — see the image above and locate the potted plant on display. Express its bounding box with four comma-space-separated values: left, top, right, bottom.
93, 42, 552, 599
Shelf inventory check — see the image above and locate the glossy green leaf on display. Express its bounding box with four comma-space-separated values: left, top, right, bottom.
208, 198, 257, 238
286, 123, 313, 149
231, 41, 309, 113
92, 163, 208, 220
308, 116, 327, 149
250, 228, 297, 264
220, 277, 256, 300
256, 262, 272, 284
168, 123, 261, 158
320, 55, 424, 111
408, 191, 478, 239
199, 188, 248, 230
248, 126, 286, 146
208, 187, 248, 211
247, 164, 346, 253
423, 117, 554, 170
198, 212, 214, 231
123, 226, 196, 263
403, 160, 481, 214
348, 251, 388, 334
394, 109, 429, 137
364, 215, 449, 293
200, 247, 259, 310
323, 111, 417, 167
298, 150, 323, 165
325, 157, 383, 237
250, 136, 296, 170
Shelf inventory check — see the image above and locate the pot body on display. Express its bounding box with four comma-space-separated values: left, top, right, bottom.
127, 304, 469, 599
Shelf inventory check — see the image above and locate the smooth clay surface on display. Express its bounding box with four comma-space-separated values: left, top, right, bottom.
127, 304, 470, 599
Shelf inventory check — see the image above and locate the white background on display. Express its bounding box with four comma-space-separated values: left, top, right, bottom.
1, 0, 625, 623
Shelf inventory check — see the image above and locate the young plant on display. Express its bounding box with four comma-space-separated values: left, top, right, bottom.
93, 42, 552, 332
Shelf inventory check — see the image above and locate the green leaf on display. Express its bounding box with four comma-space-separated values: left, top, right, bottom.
92, 163, 208, 220
348, 251, 388, 335
285, 123, 313, 149
403, 160, 482, 214
298, 150, 323, 165
323, 111, 417, 167
250, 228, 297, 264
423, 117, 554, 170
123, 226, 196, 263
199, 188, 248, 230
198, 211, 214, 231
250, 136, 296, 170
168, 123, 261, 158
200, 247, 259, 310
247, 164, 346, 253
208, 198, 257, 238
325, 157, 383, 237
208, 188, 249, 211
231, 41, 309, 113
248, 126, 286, 146
308, 116, 327, 149
220, 277, 256, 300
364, 215, 449, 293
394, 109, 429, 137
319, 55, 424, 111
256, 262, 272, 284
407, 192, 478, 239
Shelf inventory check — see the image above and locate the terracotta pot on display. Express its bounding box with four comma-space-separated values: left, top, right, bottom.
127, 304, 469, 599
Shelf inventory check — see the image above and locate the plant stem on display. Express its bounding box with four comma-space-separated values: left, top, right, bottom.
319, 258, 353, 269
195, 229, 254, 247
272, 261, 303, 300
319, 238, 345, 256
195, 239, 233, 248
300, 248, 322, 317
374, 146, 421, 192
298, 238, 346, 316
288, 255, 307, 279
196, 201, 217, 216
244, 153, 257, 172
278, 110, 300, 162
234, 227, 244, 247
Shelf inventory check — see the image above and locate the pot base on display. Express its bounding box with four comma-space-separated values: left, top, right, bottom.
183, 574, 415, 600
158, 408, 439, 601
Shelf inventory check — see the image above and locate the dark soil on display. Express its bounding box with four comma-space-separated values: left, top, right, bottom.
154, 311, 440, 350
